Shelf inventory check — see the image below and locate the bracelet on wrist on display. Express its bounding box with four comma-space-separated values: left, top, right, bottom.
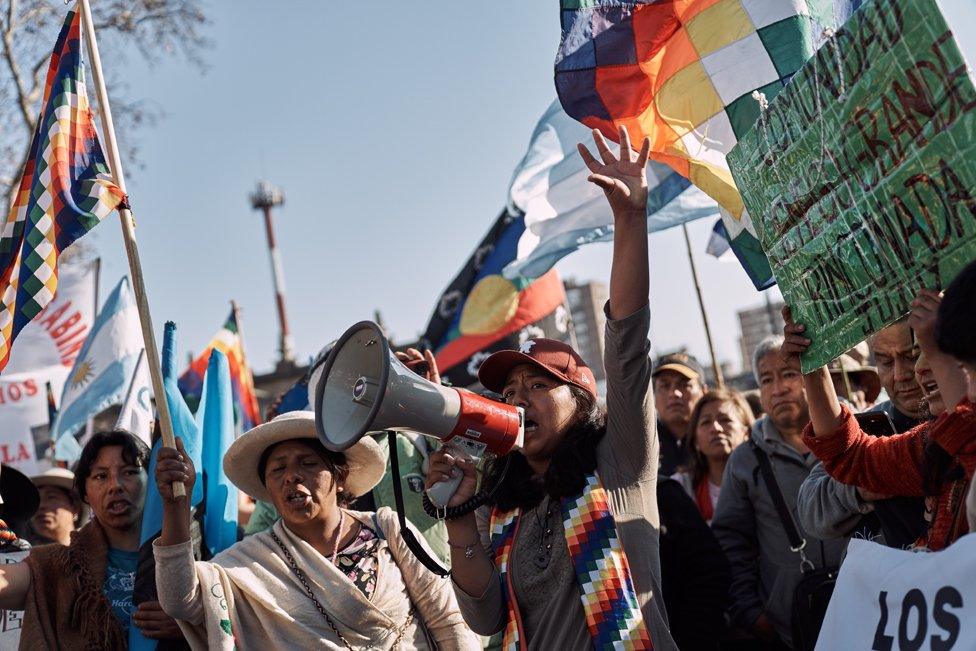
447, 536, 480, 559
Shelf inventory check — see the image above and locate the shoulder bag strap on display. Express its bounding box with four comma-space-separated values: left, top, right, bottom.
387, 431, 451, 577
749, 441, 813, 570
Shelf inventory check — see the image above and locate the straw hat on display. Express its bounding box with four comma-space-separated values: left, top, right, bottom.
828, 355, 882, 404
30, 468, 76, 493
223, 411, 385, 503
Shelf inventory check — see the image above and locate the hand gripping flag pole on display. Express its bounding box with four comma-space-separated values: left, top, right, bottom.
78, 0, 184, 497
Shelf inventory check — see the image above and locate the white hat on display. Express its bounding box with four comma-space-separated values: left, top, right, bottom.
30, 468, 76, 493
223, 411, 385, 503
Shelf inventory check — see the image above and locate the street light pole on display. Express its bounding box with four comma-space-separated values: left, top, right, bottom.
250, 181, 295, 367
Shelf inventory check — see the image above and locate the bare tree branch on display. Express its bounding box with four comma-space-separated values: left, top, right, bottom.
1, 0, 209, 204
1, 0, 38, 133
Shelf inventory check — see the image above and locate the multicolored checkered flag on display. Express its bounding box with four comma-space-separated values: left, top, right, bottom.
0, 6, 124, 372
178, 309, 263, 433
555, 0, 858, 288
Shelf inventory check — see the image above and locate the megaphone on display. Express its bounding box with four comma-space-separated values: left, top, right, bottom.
311, 321, 524, 507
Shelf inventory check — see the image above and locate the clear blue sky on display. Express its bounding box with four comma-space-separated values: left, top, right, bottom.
83, 0, 976, 376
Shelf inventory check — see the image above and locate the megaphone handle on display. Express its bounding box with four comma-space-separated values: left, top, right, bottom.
426, 442, 469, 508
427, 466, 464, 508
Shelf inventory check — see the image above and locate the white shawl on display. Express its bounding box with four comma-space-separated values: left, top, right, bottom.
172, 509, 475, 650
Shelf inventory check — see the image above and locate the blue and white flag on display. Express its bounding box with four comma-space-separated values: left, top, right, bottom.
503, 101, 719, 280
115, 349, 153, 445
53, 276, 144, 462
705, 218, 733, 260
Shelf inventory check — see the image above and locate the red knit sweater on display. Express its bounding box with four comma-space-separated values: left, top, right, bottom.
803, 398, 976, 550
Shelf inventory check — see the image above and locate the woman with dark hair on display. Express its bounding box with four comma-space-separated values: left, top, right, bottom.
935, 259, 976, 404
152, 411, 477, 649
0, 429, 184, 648
672, 389, 754, 524
425, 127, 677, 649
786, 287, 976, 551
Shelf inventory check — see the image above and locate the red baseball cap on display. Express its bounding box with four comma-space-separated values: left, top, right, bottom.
478, 338, 598, 400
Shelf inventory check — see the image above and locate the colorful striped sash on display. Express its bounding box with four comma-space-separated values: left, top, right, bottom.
489, 473, 653, 650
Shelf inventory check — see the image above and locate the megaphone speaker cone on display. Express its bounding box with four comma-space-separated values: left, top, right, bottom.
315, 320, 524, 459
315, 321, 390, 451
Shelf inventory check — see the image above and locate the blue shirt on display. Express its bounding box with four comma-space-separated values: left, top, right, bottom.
104, 548, 139, 635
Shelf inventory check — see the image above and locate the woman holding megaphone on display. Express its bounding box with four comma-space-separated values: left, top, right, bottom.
150, 415, 479, 649
426, 127, 678, 650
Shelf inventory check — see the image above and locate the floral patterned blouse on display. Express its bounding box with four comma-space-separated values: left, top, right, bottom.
334, 524, 380, 600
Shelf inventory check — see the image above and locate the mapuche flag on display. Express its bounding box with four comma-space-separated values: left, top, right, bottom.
0, 7, 124, 371
179, 309, 262, 432
420, 210, 572, 389
554, 0, 857, 288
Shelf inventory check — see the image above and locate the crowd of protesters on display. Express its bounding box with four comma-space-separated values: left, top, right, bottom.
0, 127, 974, 650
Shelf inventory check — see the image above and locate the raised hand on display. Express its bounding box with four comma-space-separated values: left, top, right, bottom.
155, 437, 195, 503
395, 347, 441, 385
782, 305, 812, 357
908, 289, 941, 349
577, 126, 650, 218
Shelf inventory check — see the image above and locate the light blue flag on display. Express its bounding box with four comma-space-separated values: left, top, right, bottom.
131, 322, 206, 651
502, 100, 720, 280
196, 348, 239, 556
54, 277, 147, 462
142, 321, 204, 549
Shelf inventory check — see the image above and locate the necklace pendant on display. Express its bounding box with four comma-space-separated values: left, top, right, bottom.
534, 552, 550, 570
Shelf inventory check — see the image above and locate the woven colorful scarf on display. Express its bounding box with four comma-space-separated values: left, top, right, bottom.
489, 473, 653, 650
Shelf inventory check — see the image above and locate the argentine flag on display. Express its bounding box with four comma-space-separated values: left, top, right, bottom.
53, 276, 146, 462
502, 100, 719, 281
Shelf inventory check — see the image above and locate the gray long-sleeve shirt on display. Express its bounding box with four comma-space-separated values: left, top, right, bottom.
795, 401, 927, 549
452, 304, 677, 650
796, 462, 873, 540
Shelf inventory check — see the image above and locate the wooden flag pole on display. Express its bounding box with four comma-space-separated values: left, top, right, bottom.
682, 223, 725, 389
78, 0, 183, 497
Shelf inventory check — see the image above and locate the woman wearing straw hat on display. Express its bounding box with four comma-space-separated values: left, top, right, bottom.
152, 411, 477, 650
28, 468, 84, 546
425, 127, 677, 649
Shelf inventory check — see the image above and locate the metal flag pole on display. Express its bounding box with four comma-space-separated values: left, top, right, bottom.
682, 222, 725, 389
230, 299, 260, 427
78, 0, 183, 496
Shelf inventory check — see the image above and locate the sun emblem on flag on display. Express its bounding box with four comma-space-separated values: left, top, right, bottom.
70, 360, 95, 389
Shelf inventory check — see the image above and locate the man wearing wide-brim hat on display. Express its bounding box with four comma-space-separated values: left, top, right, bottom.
827, 354, 882, 412
29, 468, 85, 547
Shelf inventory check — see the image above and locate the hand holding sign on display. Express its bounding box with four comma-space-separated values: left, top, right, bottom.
782, 305, 812, 359
909, 290, 942, 350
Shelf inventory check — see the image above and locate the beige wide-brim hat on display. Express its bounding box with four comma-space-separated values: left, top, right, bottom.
828, 355, 882, 405
223, 411, 385, 503
30, 468, 76, 493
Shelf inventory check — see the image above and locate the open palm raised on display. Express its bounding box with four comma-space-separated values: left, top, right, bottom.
577, 126, 650, 218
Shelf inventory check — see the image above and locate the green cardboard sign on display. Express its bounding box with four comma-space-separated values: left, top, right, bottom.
727, 0, 976, 372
